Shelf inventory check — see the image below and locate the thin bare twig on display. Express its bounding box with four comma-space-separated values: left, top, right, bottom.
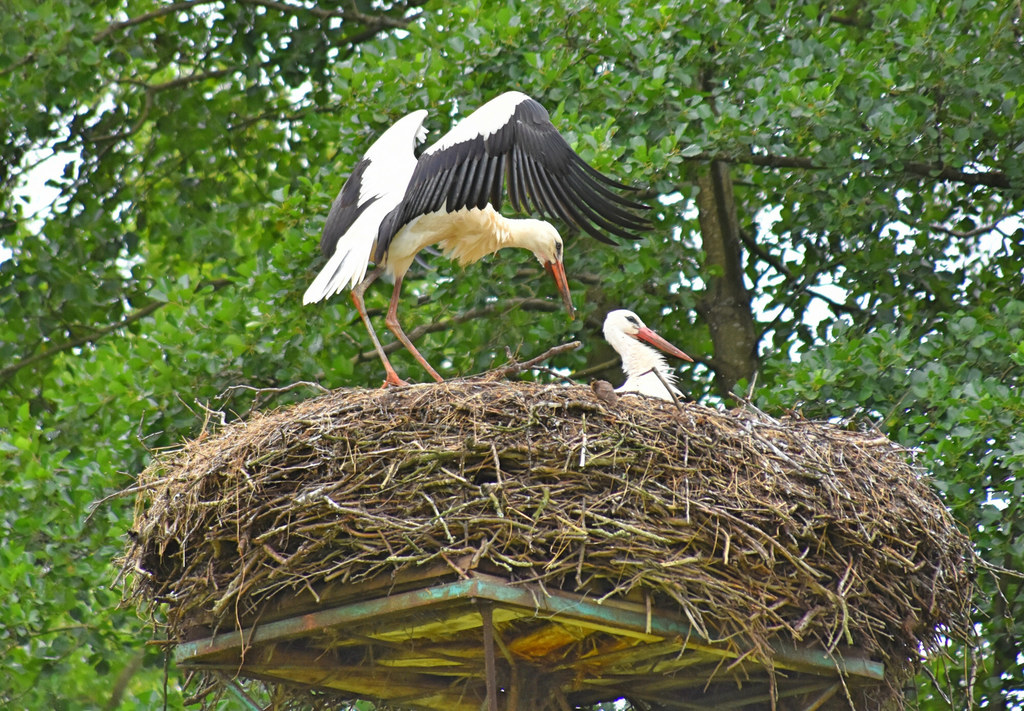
217, 381, 329, 401
476, 341, 582, 380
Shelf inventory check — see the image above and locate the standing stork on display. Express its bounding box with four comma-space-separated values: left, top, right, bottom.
303, 91, 650, 386
603, 309, 693, 401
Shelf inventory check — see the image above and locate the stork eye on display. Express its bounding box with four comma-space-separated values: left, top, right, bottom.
626, 316, 640, 326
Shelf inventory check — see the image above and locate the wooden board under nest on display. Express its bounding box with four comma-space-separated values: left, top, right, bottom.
122, 381, 973, 710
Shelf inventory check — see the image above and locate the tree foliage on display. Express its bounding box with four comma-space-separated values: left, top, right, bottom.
1, 0, 1021, 708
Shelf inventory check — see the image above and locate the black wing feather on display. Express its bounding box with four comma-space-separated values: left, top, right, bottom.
374, 205, 402, 263
563, 171, 645, 242
471, 155, 496, 210
533, 156, 632, 243
456, 153, 484, 209
565, 152, 649, 212
418, 169, 447, 217
378, 95, 651, 248
509, 148, 531, 214
320, 158, 377, 257
490, 153, 506, 208
523, 155, 603, 242
565, 164, 651, 231
520, 153, 564, 228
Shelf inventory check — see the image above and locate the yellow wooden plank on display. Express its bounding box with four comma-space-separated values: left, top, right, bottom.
213, 664, 483, 711
506, 622, 590, 659
370, 605, 523, 642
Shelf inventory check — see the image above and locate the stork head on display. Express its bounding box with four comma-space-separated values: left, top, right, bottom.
602, 310, 693, 362
518, 219, 574, 320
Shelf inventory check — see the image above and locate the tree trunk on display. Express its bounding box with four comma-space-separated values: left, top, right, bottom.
695, 161, 759, 398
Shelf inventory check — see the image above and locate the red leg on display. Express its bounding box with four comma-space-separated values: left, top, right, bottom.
384, 274, 444, 383
350, 267, 407, 387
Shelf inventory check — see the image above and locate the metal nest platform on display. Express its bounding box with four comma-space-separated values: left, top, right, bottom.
122, 380, 973, 710
177, 568, 884, 711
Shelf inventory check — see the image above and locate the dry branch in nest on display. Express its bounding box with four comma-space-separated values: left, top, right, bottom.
121, 380, 973, 709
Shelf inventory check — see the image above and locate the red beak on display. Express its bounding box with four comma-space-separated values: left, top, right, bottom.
634, 326, 693, 362
544, 260, 575, 320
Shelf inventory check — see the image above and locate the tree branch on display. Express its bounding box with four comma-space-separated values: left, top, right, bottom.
217, 381, 328, 401
739, 227, 792, 278
86, 68, 238, 147
740, 226, 866, 321
356, 298, 562, 362
804, 287, 865, 317
94, 0, 221, 41
216, 380, 330, 414
238, 0, 413, 28
147, 67, 237, 93
0, 279, 232, 382
902, 160, 1013, 189
827, 12, 871, 29
928, 220, 1006, 239
0, 301, 164, 382
86, 87, 154, 146
0, 51, 35, 77
94, 0, 419, 43
679, 151, 1015, 191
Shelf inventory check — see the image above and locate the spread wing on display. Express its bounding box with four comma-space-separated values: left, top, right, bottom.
303, 109, 427, 303
375, 92, 650, 262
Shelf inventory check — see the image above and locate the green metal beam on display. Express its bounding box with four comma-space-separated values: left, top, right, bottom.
174, 575, 884, 681
175, 577, 483, 662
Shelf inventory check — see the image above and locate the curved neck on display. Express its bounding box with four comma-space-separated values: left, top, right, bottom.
505, 218, 553, 258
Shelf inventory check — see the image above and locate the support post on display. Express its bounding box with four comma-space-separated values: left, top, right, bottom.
481, 603, 500, 711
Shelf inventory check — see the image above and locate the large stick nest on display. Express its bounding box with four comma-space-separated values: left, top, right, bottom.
123, 381, 972, 703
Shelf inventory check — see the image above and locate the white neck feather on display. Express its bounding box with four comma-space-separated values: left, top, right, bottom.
607, 330, 680, 399
505, 218, 556, 261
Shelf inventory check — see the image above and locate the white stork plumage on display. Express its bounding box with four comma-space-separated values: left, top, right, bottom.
603, 309, 693, 401
303, 91, 650, 386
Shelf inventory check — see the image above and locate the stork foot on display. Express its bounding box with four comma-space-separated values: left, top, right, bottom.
381, 372, 410, 388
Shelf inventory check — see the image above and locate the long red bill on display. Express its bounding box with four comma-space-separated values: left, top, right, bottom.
635, 326, 693, 362
544, 261, 575, 320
